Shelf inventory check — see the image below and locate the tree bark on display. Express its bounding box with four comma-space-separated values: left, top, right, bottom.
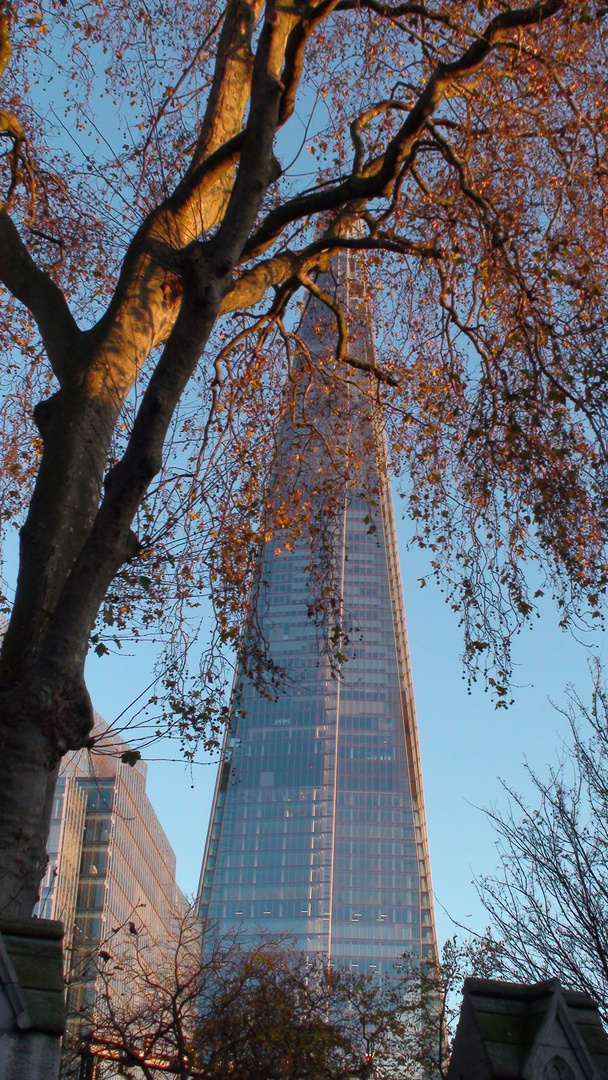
0, 707, 69, 916
0, 265, 231, 915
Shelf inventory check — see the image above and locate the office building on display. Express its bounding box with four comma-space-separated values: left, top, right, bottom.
198, 253, 437, 975
36, 716, 183, 1013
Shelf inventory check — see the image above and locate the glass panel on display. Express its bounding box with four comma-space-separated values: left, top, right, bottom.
79, 848, 108, 877
83, 816, 111, 844
78, 778, 114, 812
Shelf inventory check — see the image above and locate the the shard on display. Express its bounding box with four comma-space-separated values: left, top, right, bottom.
198, 252, 437, 975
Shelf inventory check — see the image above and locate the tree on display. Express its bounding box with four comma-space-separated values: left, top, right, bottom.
477, 666, 608, 1022
64, 909, 428, 1080
1, 0, 608, 915
417, 933, 506, 1079
66, 907, 508, 1079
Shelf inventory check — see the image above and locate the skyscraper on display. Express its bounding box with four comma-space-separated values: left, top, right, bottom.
198, 254, 436, 976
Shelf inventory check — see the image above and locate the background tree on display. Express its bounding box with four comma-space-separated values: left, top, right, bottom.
65, 905, 507, 1079
477, 666, 608, 1022
2, 0, 608, 915
417, 934, 506, 1079
65, 909, 425, 1080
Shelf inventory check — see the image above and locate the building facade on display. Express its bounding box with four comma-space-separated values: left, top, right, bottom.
36, 717, 183, 1014
198, 255, 437, 976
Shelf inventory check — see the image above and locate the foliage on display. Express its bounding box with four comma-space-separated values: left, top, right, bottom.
64, 906, 509, 1079
1, 0, 608, 713
65, 909, 435, 1080
478, 664, 608, 1022
415, 933, 507, 1078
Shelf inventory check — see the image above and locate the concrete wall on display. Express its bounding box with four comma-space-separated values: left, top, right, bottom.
0, 917, 66, 1080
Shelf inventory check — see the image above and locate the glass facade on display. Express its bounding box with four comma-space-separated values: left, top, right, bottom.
37, 776, 86, 931
198, 255, 436, 975
35, 716, 185, 1020
68, 778, 114, 1015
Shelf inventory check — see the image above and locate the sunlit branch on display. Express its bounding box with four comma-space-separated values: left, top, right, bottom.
244, 0, 564, 261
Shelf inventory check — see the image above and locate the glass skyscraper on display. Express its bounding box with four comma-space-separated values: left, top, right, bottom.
198, 254, 436, 975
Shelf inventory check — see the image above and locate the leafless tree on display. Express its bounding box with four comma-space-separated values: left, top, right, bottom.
478, 666, 608, 1022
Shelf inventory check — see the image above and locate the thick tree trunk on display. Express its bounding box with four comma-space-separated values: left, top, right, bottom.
0, 379, 115, 916
0, 700, 76, 916
0, 278, 230, 916
0, 26, 284, 911
0, 389, 118, 686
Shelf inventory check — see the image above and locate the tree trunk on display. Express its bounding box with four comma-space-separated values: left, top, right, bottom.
0, 387, 118, 687
0, 699, 78, 916
0, 275, 231, 916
